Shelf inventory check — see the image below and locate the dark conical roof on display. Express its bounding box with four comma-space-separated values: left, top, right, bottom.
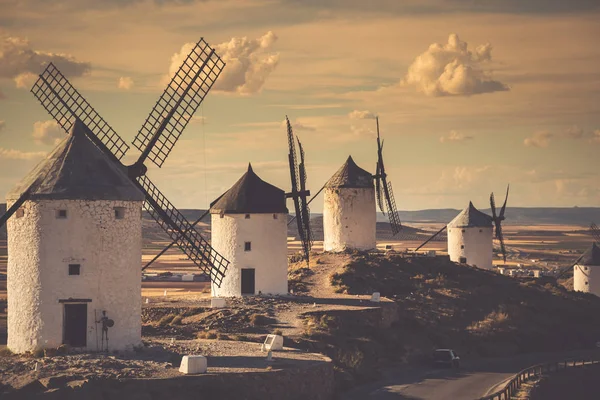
447, 201, 493, 228
325, 156, 373, 189
7, 120, 144, 202
210, 164, 287, 214
580, 243, 600, 266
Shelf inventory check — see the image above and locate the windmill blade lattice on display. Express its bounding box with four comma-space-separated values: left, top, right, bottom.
297, 138, 313, 255
591, 223, 600, 244
374, 117, 402, 235
28, 40, 230, 286
132, 38, 225, 168
285, 117, 312, 265
136, 176, 228, 284
31, 63, 130, 160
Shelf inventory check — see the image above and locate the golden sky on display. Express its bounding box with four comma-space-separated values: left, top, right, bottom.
0, 0, 599, 211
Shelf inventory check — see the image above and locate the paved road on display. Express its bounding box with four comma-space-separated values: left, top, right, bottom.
342, 349, 600, 400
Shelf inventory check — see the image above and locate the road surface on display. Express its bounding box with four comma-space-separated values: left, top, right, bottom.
342, 349, 600, 400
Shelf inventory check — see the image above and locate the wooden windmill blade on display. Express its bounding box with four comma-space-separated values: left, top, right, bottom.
490, 185, 510, 263
131, 38, 225, 168
135, 176, 228, 285
297, 137, 314, 255
284, 117, 312, 266
30, 63, 130, 160
28, 40, 231, 286
591, 222, 600, 244
374, 117, 402, 235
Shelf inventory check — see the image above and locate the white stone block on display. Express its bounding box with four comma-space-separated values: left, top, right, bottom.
211, 297, 226, 308
262, 334, 283, 351
179, 355, 207, 374
182, 274, 194, 282
370, 292, 381, 302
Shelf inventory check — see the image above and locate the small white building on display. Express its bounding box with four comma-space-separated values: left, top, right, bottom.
574, 243, 600, 296
447, 202, 494, 269
323, 156, 376, 252
210, 164, 288, 297
6, 120, 144, 353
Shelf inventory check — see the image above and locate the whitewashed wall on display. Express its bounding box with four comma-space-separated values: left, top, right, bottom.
7, 199, 142, 353
323, 187, 376, 252
574, 264, 600, 296
447, 226, 494, 269
211, 213, 288, 297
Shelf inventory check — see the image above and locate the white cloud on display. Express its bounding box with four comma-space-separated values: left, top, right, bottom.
348, 110, 377, 119
0, 36, 91, 88
166, 31, 279, 95
524, 130, 552, 148
32, 120, 64, 146
440, 130, 473, 143
402, 33, 508, 97
564, 125, 584, 139
0, 148, 47, 160
118, 76, 134, 90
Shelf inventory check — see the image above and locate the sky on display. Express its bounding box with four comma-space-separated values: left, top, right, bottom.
0, 0, 599, 212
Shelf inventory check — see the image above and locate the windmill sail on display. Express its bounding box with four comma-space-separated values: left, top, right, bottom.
374, 117, 402, 235
28, 39, 230, 286
490, 185, 509, 263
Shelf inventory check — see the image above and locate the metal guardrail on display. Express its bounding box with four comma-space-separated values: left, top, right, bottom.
478, 358, 599, 400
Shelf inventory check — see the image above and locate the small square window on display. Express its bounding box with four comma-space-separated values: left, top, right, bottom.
16, 208, 24, 218
273, 214, 278, 219
56, 209, 67, 219
461, 229, 465, 233
114, 207, 125, 219
244, 242, 251, 251
245, 214, 251, 219
68, 264, 80, 275
479, 229, 483, 233
461, 245, 465, 249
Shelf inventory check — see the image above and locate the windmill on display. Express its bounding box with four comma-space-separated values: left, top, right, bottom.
490, 185, 510, 263
285, 116, 313, 265
0, 38, 230, 285
556, 222, 600, 280
374, 117, 402, 236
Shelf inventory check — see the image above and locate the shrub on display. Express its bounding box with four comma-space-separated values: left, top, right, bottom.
273, 329, 283, 336
170, 315, 183, 325
197, 330, 218, 339
0, 347, 13, 357
250, 314, 272, 327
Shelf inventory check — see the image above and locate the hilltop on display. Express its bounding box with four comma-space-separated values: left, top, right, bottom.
140, 251, 600, 391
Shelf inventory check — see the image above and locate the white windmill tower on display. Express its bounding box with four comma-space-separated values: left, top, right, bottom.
574, 224, 600, 296
1, 37, 231, 353
323, 156, 377, 252
447, 202, 494, 269
210, 164, 289, 297
323, 118, 402, 252
5, 121, 145, 353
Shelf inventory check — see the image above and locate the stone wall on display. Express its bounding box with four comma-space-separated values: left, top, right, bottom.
3, 356, 334, 400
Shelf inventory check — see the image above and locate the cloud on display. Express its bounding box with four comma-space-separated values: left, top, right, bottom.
563, 125, 584, 139
118, 76, 134, 90
0, 148, 47, 160
32, 120, 64, 145
348, 110, 377, 120
0, 36, 91, 88
402, 33, 508, 97
166, 31, 279, 95
524, 130, 552, 148
440, 130, 473, 143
